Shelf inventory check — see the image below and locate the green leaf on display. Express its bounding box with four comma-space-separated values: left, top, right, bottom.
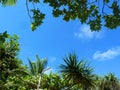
104, 0, 110, 3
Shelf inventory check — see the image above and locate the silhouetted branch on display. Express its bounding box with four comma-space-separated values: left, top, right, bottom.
26, 0, 32, 22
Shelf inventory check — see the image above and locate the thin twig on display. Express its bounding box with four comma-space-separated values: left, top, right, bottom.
87, 0, 98, 5
32, 2, 36, 9
102, 0, 105, 15
26, 0, 32, 22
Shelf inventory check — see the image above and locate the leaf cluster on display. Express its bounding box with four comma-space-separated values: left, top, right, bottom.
1, 0, 120, 31
31, 9, 45, 31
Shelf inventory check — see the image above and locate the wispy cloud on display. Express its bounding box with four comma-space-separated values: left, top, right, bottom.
74, 24, 103, 39
93, 47, 120, 61
49, 56, 56, 63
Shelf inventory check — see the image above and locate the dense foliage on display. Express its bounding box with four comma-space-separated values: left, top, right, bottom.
0, 32, 120, 90
0, 31, 28, 90
0, 0, 120, 31
0, 0, 120, 90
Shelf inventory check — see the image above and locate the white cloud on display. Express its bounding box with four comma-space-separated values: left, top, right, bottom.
93, 47, 120, 61
74, 24, 103, 39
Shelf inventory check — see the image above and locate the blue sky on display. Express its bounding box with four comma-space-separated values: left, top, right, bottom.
0, 1, 120, 77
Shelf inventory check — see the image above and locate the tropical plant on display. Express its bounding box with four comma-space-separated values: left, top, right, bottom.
60, 53, 96, 90
0, 31, 20, 82
0, 31, 29, 90
41, 72, 63, 90
27, 55, 48, 89
28, 55, 48, 76
99, 73, 120, 90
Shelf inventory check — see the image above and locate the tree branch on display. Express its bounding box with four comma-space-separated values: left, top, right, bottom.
26, 0, 32, 22
87, 0, 98, 5
102, 0, 105, 15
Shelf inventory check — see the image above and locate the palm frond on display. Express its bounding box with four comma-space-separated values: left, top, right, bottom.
28, 55, 48, 77
60, 53, 96, 89
28, 58, 36, 76
36, 55, 48, 74
0, 81, 16, 89
9, 67, 29, 76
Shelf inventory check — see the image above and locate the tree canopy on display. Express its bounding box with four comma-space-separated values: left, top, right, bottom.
0, 0, 120, 89
60, 53, 96, 90
0, 33, 120, 90
0, 0, 120, 31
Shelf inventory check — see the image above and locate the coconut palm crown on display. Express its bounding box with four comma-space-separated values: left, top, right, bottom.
60, 53, 96, 90
100, 73, 120, 90
28, 55, 48, 77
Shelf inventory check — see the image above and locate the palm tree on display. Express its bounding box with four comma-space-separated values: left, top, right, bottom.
100, 73, 120, 90
28, 55, 48, 89
59, 53, 96, 90
28, 55, 48, 76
